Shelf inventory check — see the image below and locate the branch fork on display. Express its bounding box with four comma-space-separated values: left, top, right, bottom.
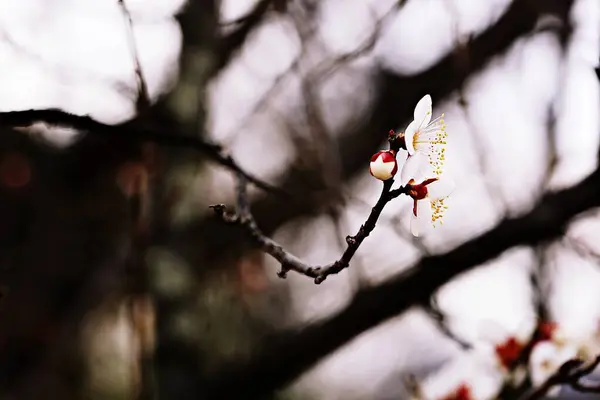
211, 158, 409, 283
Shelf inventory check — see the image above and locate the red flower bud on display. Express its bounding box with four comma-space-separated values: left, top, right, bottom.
369, 150, 397, 181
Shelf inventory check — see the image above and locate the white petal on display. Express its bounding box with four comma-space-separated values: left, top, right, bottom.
418, 347, 504, 400
427, 176, 456, 200
404, 120, 417, 155
529, 341, 578, 392
400, 153, 430, 185
411, 199, 432, 237
413, 94, 432, 129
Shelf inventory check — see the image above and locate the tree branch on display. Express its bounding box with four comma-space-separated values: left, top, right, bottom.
213, 0, 274, 76
154, 0, 577, 397
212, 174, 407, 284
522, 356, 600, 399
200, 165, 600, 398
0, 109, 284, 195
175, 0, 575, 268
117, 0, 151, 112
211, 135, 407, 284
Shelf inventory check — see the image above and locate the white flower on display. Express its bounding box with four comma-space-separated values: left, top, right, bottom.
416, 344, 505, 400
529, 340, 579, 397
407, 176, 455, 237
400, 94, 448, 184
369, 150, 398, 181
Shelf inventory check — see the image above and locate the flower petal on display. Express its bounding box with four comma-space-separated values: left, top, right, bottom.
404, 120, 417, 155
529, 341, 578, 396
426, 176, 455, 200
400, 155, 417, 185
411, 199, 432, 237
413, 94, 432, 129
400, 153, 430, 185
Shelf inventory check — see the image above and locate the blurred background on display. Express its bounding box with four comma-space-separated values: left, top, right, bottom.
0, 0, 598, 399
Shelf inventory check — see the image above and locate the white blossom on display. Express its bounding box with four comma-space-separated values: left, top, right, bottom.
415, 343, 505, 400
407, 176, 455, 237
400, 94, 449, 185
528, 340, 578, 397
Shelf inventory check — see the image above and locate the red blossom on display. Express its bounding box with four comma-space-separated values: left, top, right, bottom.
495, 336, 523, 368
441, 383, 473, 400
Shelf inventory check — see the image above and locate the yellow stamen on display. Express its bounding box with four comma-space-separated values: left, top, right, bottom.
430, 198, 447, 227
412, 113, 448, 177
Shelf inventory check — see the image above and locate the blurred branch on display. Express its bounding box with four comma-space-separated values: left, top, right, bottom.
220, 57, 301, 148
118, 0, 151, 113
293, 3, 397, 194
0, 109, 284, 195
307, 4, 396, 83
565, 235, 600, 262
211, 140, 409, 283
119, 161, 157, 400
0, 27, 134, 98
457, 99, 510, 213
522, 356, 600, 399
201, 163, 600, 398
212, 0, 274, 76
531, 246, 550, 321
154, 0, 576, 397
230, 0, 392, 149
184, 0, 576, 252
425, 299, 471, 350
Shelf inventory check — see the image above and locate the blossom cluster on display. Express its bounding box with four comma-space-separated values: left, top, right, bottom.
369, 95, 454, 237
411, 320, 600, 399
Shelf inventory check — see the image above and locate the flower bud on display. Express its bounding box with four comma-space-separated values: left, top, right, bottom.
369, 150, 397, 181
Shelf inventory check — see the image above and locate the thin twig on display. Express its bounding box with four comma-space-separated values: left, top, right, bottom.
212, 174, 407, 284
213, 0, 274, 76
521, 356, 600, 399
211, 135, 408, 283
201, 163, 600, 399
424, 299, 472, 350
117, 0, 151, 112
344, 191, 430, 255
307, 4, 396, 84
565, 233, 600, 262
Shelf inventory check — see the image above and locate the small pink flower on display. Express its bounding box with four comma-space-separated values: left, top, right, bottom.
369, 150, 398, 181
